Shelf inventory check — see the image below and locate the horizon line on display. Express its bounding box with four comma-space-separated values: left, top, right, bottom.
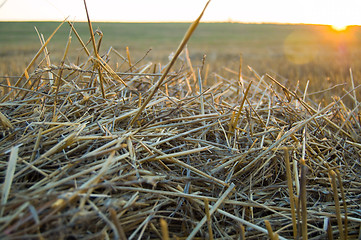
1, 20, 360, 27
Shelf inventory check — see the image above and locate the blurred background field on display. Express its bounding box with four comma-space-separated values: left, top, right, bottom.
1, 21, 361, 104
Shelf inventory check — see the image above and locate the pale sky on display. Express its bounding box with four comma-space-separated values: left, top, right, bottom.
0, 0, 360, 27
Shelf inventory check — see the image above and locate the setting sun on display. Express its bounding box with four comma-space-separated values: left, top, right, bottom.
331, 23, 348, 31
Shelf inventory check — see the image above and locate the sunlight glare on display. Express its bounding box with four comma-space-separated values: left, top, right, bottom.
331, 23, 348, 31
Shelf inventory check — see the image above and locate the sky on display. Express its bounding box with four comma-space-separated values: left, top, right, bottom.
0, 0, 360, 27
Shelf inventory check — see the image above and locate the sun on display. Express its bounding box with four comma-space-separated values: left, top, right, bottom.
331, 23, 348, 32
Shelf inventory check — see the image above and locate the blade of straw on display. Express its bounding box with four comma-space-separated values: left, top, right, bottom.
34, 28, 54, 85
192, 198, 289, 240
35, 131, 77, 165
129, 0, 211, 127
186, 183, 235, 240
265, 220, 279, 240
336, 170, 348, 239
160, 218, 170, 240
83, 0, 106, 98
0, 110, 13, 129
109, 208, 127, 240
349, 68, 358, 110
300, 159, 308, 240
147, 146, 211, 161
53, 29, 72, 121
329, 170, 345, 240
229, 81, 252, 138
284, 149, 297, 238
204, 198, 214, 240
1, 146, 19, 217
67, 21, 90, 56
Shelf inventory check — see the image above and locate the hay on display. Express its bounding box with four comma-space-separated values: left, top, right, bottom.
1, 5, 361, 240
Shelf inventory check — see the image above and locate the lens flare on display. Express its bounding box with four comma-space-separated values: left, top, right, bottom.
284, 30, 318, 65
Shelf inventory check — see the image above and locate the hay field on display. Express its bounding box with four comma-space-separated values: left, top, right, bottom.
0, 18, 361, 239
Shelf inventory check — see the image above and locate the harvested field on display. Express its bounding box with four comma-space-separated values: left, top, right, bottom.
1, 5, 361, 240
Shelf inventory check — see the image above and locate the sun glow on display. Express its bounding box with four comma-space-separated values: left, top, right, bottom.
331, 23, 348, 32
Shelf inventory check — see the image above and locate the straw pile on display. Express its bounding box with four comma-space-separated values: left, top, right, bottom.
1, 4, 361, 240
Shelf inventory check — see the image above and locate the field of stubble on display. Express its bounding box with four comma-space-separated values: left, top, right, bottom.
1, 22, 360, 104
0, 21, 360, 239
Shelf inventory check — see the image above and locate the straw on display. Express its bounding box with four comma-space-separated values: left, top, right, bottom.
129, 0, 211, 127
186, 183, 235, 239
1, 1, 361, 238
299, 158, 308, 240
204, 198, 214, 240
0, 110, 13, 129
1, 146, 19, 217
329, 170, 345, 240
336, 169, 348, 239
160, 218, 170, 240
265, 220, 279, 240
284, 149, 297, 238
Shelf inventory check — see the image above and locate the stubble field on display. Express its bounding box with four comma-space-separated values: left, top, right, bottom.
1, 22, 361, 104
0, 21, 361, 239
